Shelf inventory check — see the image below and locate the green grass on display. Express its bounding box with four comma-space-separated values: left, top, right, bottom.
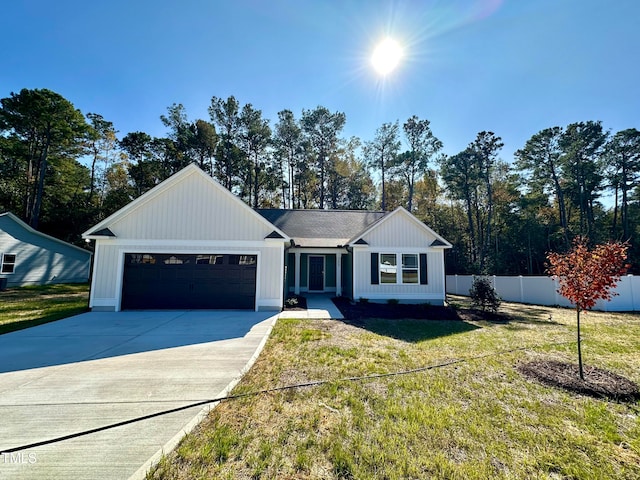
149, 300, 640, 480
0, 283, 90, 334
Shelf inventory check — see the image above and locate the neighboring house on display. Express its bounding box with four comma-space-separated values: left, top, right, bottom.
0, 212, 92, 288
83, 164, 451, 311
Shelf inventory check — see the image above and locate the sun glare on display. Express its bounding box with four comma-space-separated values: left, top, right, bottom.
371, 38, 403, 75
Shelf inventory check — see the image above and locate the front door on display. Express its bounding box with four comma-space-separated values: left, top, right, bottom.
308, 256, 324, 291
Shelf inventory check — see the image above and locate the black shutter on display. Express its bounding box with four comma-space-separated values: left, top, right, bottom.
371, 253, 379, 284
419, 253, 428, 285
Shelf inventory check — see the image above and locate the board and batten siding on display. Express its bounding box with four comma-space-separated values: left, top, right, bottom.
0, 214, 91, 287
86, 167, 288, 311
109, 173, 273, 241
351, 209, 448, 304
89, 241, 284, 311
352, 248, 446, 303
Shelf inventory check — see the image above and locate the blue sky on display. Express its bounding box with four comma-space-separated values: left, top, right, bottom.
2, 0, 638, 161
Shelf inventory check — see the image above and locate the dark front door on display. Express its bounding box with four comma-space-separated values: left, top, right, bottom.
121, 253, 256, 309
309, 256, 324, 291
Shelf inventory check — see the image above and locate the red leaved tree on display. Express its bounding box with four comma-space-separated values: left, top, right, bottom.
546, 237, 629, 380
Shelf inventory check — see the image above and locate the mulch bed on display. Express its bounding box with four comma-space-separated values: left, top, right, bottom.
331, 296, 461, 321
283, 295, 308, 310
518, 360, 640, 402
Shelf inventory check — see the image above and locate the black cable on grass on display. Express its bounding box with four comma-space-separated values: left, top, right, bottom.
0, 340, 574, 454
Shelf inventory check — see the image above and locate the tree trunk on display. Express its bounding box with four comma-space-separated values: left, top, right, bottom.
621, 164, 629, 239
484, 172, 493, 273
407, 168, 415, 212
464, 189, 476, 265
381, 160, 386, 211
577, 306, 584, 381
253, 160, 259, 208
611, 183, 619, 236
31, 134, 51, 229
319, 154, 325, 209
289, 157, 294, 209
89, 144, 99, 202
549, 161, 569, 246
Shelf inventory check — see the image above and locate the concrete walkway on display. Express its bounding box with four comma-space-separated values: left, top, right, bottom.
278, 294, 344, 319
0, 310, 278, 480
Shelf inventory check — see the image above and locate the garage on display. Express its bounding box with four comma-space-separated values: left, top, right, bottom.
121, 253, 257, 310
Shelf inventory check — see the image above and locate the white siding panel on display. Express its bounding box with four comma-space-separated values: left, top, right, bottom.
353, 248, 446, 303
362, 212, 437, 248
259, 245, 284, 300
256, 244, 285, 310
111, 173, 272, 241
353, 210, 448, 304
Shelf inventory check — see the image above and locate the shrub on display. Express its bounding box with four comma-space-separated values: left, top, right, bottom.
285, 296, 299, 307
358, 297, 369, 304
469, 277, 501, 313
387, 299, 399, 305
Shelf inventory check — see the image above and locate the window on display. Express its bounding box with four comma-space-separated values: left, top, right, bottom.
164, 255, 184, 265
1, 254, 16, 274
380, 254, 397, 283
129, 254, 156, 264
230, 255, 257, 265
402, 254, 419, 284
196, 255, 224, 265
376, 253, 421, 285
141, 254, 156, 264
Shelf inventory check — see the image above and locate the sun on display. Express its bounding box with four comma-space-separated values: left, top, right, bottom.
371, 38, 403, 75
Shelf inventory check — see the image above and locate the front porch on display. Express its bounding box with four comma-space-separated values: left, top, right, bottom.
285, 248, 352, 298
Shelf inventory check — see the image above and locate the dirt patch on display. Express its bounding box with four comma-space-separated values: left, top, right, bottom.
518, 360, 640, 402
455, 309, 512, 323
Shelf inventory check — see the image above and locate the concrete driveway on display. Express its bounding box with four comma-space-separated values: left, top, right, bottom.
0, 310, 278, 480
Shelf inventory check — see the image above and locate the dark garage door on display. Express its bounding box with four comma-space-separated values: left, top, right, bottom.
121, 253, 257, 309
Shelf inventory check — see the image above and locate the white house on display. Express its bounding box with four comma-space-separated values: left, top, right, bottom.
83, 164, 451, 311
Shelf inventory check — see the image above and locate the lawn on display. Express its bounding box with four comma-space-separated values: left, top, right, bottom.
149, 298, 640, 480
0, 283, 90, 335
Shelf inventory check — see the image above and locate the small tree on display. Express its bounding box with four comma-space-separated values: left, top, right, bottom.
546, 237, 629, 380
469, 277, 501, 314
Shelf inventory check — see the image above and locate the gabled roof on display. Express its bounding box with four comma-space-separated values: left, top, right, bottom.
83, 164, 289, 241
256, 209, 386, 247
0, 212, 92, 255
348, 206, 452, 248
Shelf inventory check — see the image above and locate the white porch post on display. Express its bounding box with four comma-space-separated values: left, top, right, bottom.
294, 251, 301, 295
336, 252, 342, 296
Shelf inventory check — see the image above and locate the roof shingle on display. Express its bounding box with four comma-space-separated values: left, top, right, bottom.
255, 209, 386, 247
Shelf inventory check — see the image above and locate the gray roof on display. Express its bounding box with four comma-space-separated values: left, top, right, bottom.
256, 209, 386, 247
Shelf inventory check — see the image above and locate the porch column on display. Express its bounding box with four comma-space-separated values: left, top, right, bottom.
336, 253, 342, 296
294, 251, 301, 295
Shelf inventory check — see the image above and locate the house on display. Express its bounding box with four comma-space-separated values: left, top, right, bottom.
83, 164, 451, 311
0, 212, 92, 288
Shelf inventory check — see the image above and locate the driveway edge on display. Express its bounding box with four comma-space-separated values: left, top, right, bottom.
128, 313, 279, 480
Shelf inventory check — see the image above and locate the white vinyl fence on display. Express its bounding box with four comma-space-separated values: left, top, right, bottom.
446, 275, 640, 312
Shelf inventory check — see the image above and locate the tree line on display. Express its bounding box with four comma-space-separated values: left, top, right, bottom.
1, 88, 638, 275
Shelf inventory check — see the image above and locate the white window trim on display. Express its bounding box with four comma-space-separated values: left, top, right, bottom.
1, 253, 16, 274
401, 253, 420, 285
378, 252, 420, 285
